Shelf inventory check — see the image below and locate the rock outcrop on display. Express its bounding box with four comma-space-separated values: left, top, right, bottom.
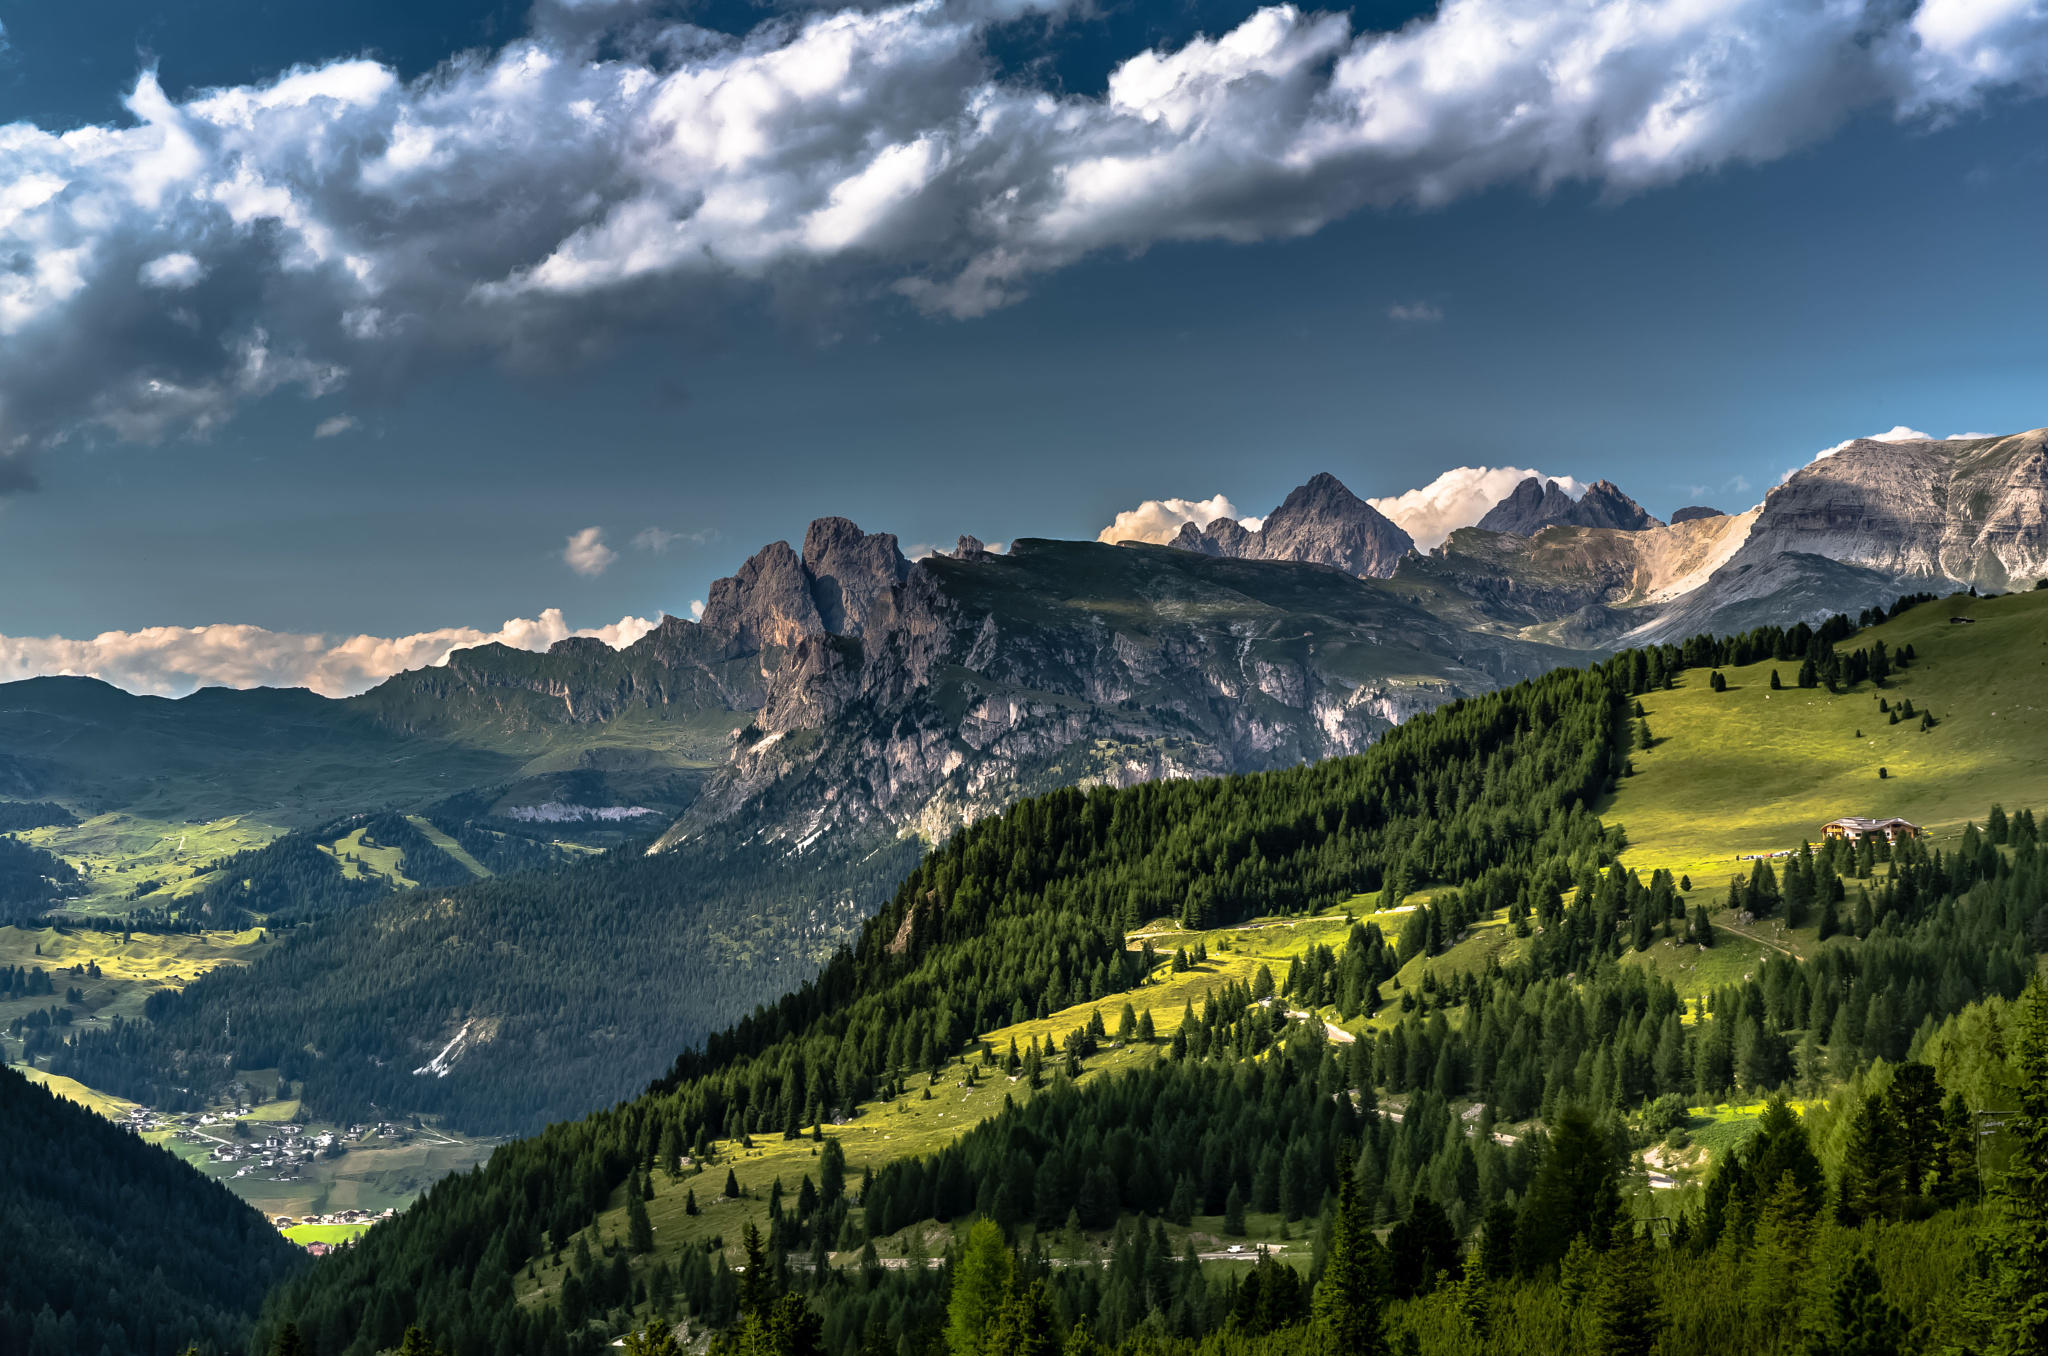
1670, 506, 1726, 524
1738, 430, 2048, 588
1478, 477, 1661, 535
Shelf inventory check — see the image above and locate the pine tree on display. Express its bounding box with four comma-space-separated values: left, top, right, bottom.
1991, 981, 2048, 1356
1802, 1249, 1905, 1356
1590, 1227, 1660, 1356
1455, 1248, 1492, 1343
947, 1219, 1015, 1356
1310, 1161, 1385, 1356
1935, 1091, 1980, 1206
1836, 1092, 1902, 1226
1224, 1183, 1246, 1236
725, 1168, 741, 1199
1886, 1061, 1942, 1196
628, 1189, 654, 1254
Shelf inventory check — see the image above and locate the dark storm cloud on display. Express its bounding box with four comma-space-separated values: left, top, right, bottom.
0, 0, 2044, 484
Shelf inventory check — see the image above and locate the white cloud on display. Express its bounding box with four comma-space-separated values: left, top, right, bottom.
1369, 466, 1586, 551
1388, 302, 1443, 323
1, 0, 2047, 475
631, 526, 714, 553
139, 252, 205, 290
313, 413, 357, 438
0, 609, 661, 698
563, 526, 616, 576
1097, 493, 1244, 546
688, 599, 706, 620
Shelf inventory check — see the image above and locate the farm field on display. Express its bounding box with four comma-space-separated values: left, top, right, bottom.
1602, 588, 2048, 886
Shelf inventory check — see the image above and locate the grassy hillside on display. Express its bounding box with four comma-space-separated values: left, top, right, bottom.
1604, 588, 2048, 883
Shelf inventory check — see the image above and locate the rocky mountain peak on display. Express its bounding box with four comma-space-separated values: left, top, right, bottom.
802, 517, 909, 637
1255, 473, 1415, 576
696, 539, 822, 654
1669, 506, 1727, 524
1478, 476, 1659, 535
1165, 472, 1412, 578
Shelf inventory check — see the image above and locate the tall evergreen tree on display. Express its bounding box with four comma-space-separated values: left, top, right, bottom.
1591, 1227, 1661, 1356
1991, 982, 2048, 1356
1311, 1159, 1386, 1356
1804, 1249, 1906, 1356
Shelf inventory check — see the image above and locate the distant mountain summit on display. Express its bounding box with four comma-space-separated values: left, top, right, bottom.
1669, 506, 1727, 524
1168, 471, 1414, 577
1477, 477, 1662, 535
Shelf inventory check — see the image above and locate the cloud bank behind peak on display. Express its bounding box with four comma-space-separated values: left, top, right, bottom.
0, 610, 659, 698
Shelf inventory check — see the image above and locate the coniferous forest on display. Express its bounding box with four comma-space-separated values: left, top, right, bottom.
0, 1066, 304, 1356
242, 601, 2048, 1356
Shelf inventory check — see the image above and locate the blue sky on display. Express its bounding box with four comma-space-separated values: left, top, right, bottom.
1, 0, 2045, 693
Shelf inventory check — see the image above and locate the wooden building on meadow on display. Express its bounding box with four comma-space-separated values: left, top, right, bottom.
1822, 816, 1920, 844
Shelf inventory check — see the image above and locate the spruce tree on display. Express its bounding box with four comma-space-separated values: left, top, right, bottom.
628, 1190, 654, 1254
947, 1220, 1015, 1356
1591, 1226, 1660, 1356
1803, 1249, 1905, 1356
1310, 1161, 1385, 1356
1991, 981, 2048, 1356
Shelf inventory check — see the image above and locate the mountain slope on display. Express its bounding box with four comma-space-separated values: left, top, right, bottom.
251, 615, 2043, 1356
53, 539, 1587, 1132
1606, 585, 2048, 880
0, 1064, 303, 1356
252, 655, 1629, 1355
656, 536, 1583, 854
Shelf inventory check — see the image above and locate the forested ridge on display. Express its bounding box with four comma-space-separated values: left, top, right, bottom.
251, 652, 1638, 1354
242, 594, 2048, 1356
0, 1065, 303, 1356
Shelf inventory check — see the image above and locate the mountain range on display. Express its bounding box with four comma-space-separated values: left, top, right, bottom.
7, 425, 2047, 1130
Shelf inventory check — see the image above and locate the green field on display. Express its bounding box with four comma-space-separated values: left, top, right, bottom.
1603, 588, 2048, 885
21, 812, 287, 914
0, 924, 273, 1057
283, 1223, 373, 1246
12, 1065, 144, 1119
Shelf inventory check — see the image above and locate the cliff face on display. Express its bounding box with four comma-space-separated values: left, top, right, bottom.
1167, 472, 1414, 577
649, 534, 1576, 853
1740, 430, 2048, 588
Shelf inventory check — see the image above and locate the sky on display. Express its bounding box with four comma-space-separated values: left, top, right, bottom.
1, 0, 2046, 696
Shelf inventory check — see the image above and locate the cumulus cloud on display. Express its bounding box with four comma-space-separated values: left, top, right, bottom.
1097, 493, 1245, 546
631, 526, 715, 553
312, 413, 357, 438
1, 0, 2047, 480
139, 252, 205, 290
1388, 302, 1443, 323
688, 599, 706, 620
1369, 466, 1586, 551
563, 526, 616, 576
0, 609, 661, 698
